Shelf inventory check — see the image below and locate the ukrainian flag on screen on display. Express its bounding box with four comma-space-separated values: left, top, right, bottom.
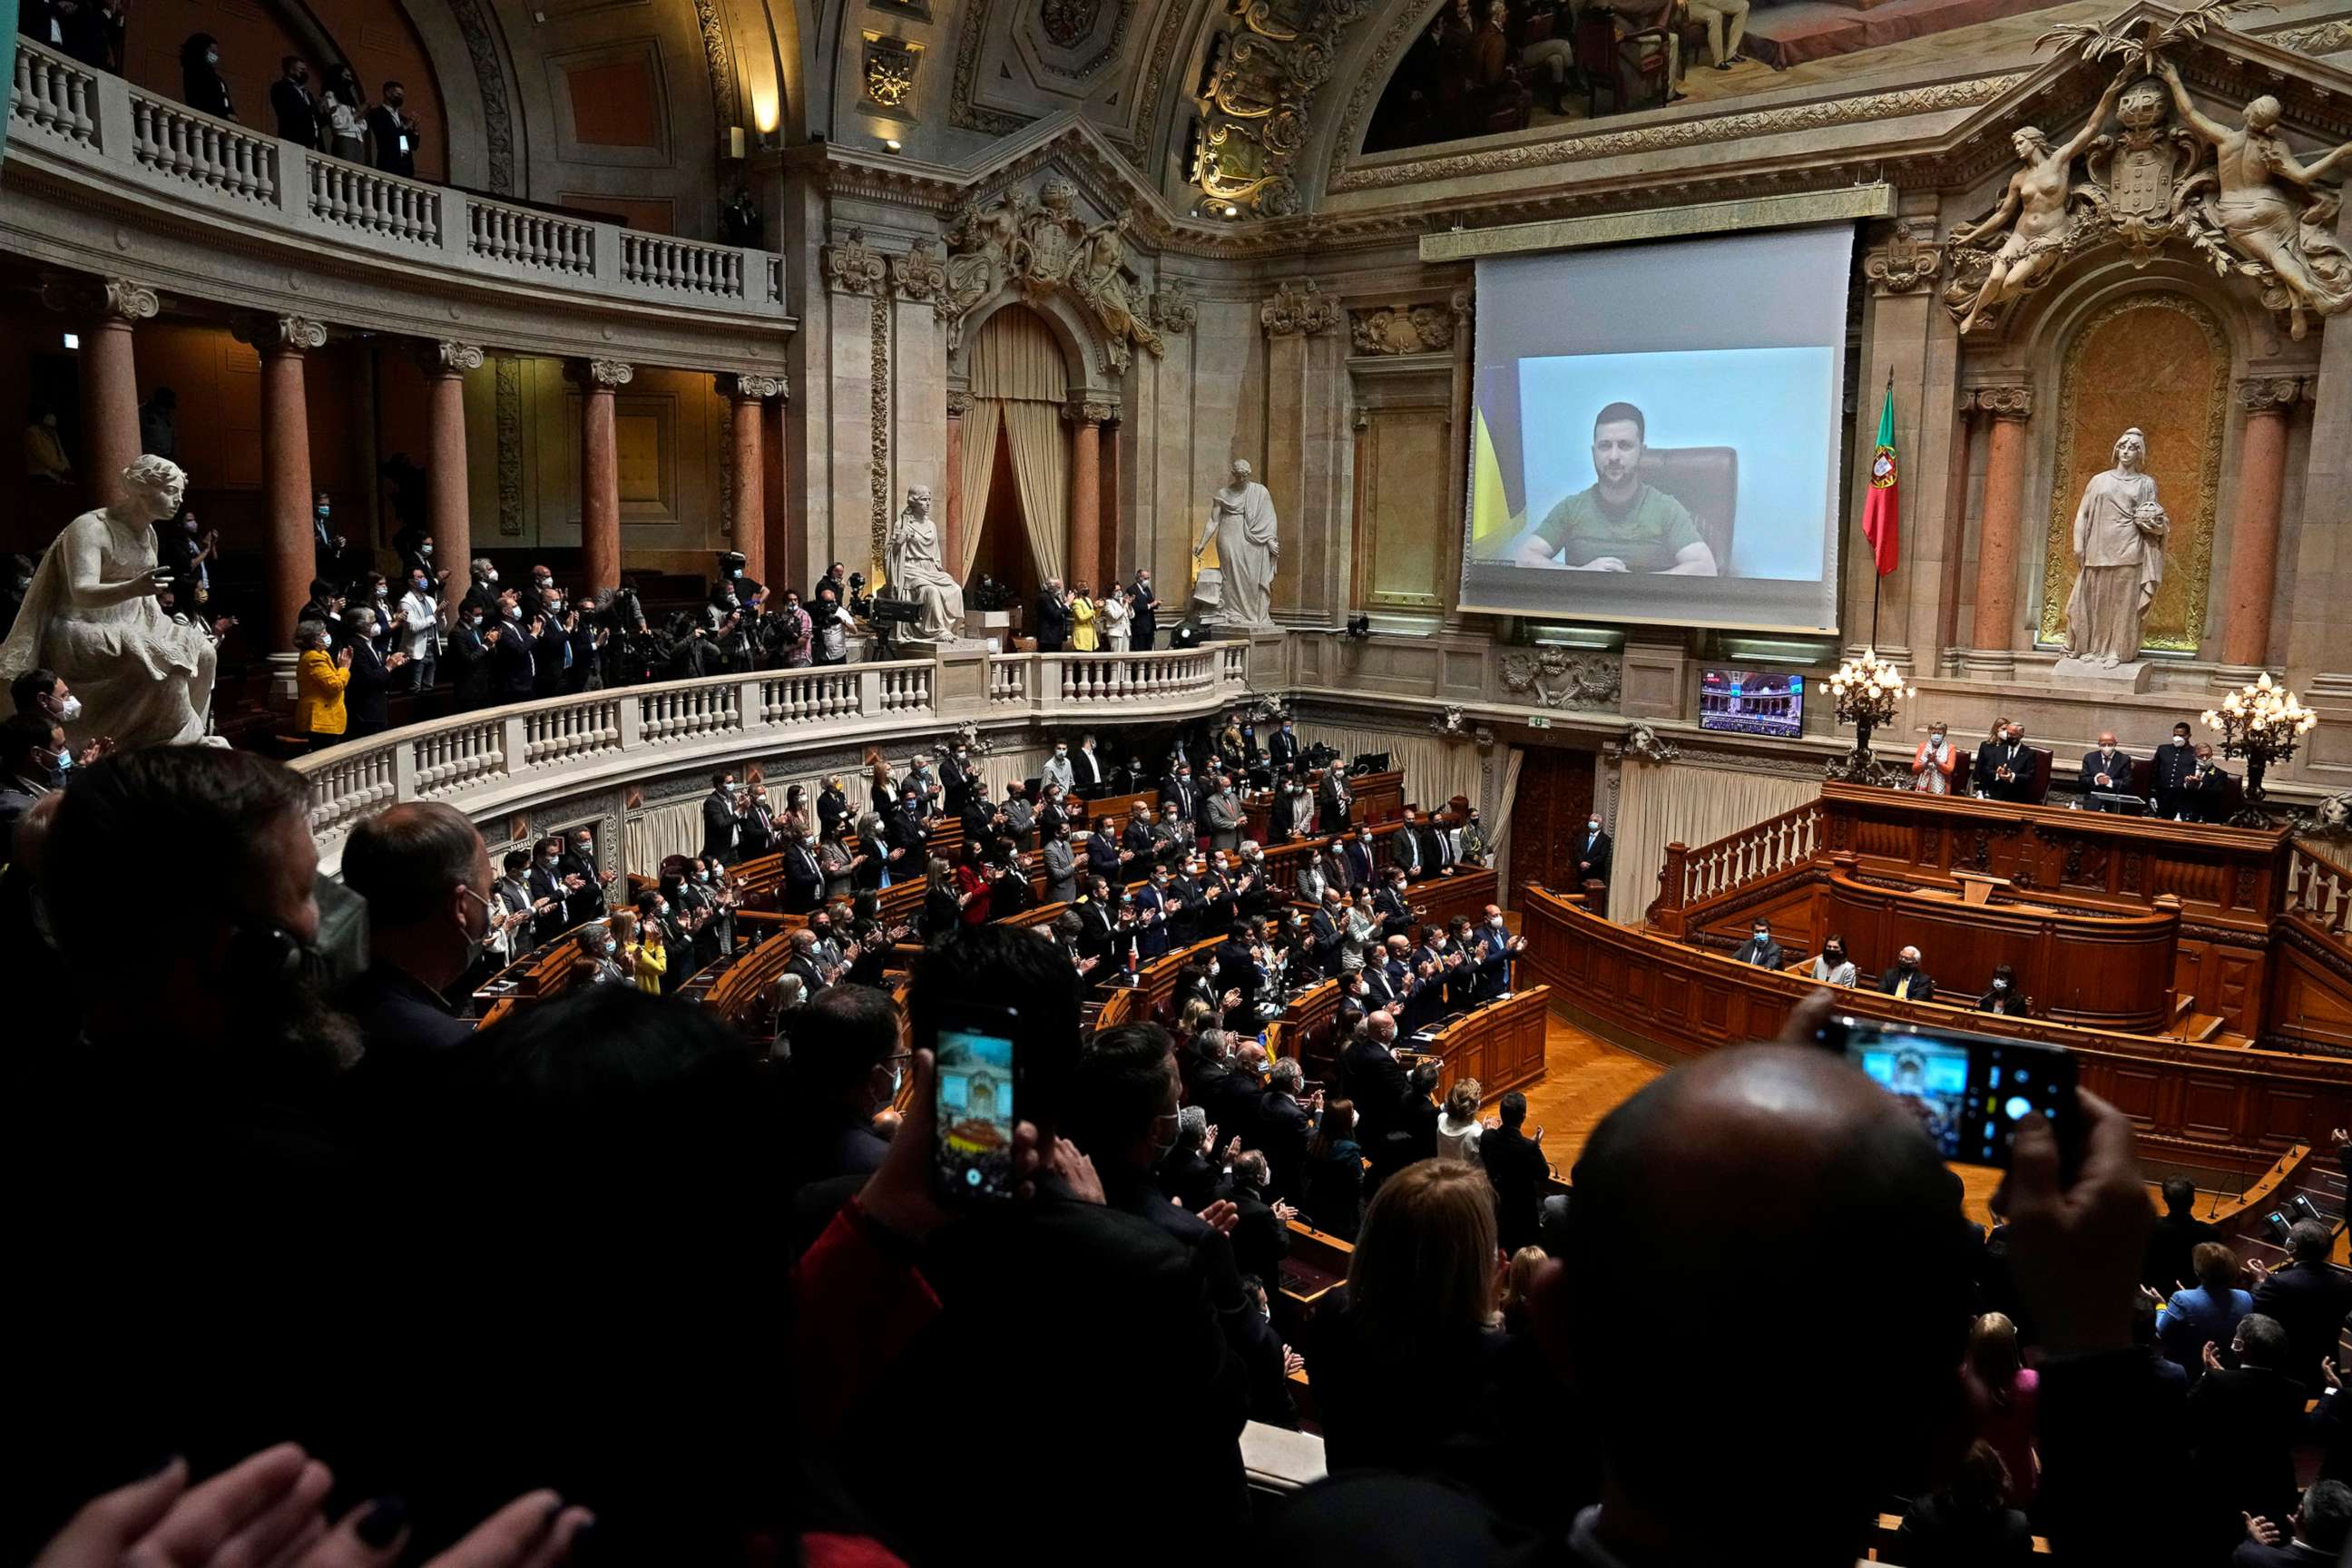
1471, 408, 1523, 550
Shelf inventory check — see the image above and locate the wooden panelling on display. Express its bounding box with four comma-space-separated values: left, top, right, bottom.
2267, 928, 2352, 1054
1353, 407, 1450, 610
1515, 886, 2352, 1166
1411, 986, 1550, 1099
1505, 746, 1597, 904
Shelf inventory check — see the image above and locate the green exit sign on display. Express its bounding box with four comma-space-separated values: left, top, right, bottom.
1527, 715, 1552, 729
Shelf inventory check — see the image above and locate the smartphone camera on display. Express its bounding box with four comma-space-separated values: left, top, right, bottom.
1815, 1015, 2075, 1168
931, 1004, 1021, 1203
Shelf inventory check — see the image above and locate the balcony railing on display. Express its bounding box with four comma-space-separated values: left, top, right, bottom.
289, 645, 1253, 871
8, 36, 784, 319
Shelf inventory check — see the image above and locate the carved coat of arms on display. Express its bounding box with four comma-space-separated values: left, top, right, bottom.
1040, 0, 1102, 46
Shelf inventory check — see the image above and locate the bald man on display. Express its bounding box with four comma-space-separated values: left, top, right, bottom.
1263, 1022, 2189, 1565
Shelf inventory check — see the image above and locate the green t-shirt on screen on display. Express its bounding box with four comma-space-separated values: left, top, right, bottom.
1529, 482, 1702, 573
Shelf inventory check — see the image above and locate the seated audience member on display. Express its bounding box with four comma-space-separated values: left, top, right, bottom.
2190, 1313, 2309, 1547
831, 926, 1250, 1562
1810, 935, 1857, 987
2158, 1241, 2254, 1377
1264, 1031, 2192, 1566
2250, 1220, 2352, 1393
1481, 1089, 1548, 1258
17, 749, 369, 1539
1302, 1098, 1366, 1241
2142, 1174, 2222, 1291
1729, 918, 1785, 969
1877, 944, 1936, 1001
779, 982, 905, 1190
1896, 1440, 2036, 1566
335, 802, 492, 1065
2236, 1479, 2352, 1568
1975, 963, 2029, 1016
1303, 1160, 1506, 1474
1435, 1077, 1486, 1161
1963, 1312, 2040, 1507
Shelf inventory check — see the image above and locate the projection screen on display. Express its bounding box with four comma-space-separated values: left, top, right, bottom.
1459, 223, 1855, 634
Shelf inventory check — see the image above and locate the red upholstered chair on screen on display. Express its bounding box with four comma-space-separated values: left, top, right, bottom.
1635, 446, 1738, 572
1572, 5, 1673, 117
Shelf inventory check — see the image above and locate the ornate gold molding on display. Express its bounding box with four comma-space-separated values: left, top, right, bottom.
1185, 0, 1379, 219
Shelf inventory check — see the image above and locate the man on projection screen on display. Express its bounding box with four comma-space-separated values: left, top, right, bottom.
1513, 402, 1719, 576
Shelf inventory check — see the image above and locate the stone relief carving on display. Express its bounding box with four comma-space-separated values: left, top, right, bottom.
892, 240, 949, 312
1259, 279, 1338, 337
1940, 8, 2352, 340
2234, 375, 2310, 412
869, 284, 893, 583
1349, 304, 1455, 354
864, 34, 921, 112
43, 274, 160, 322
2265, 19, 2352, 55
1862, 220, 1943, 296
1187, 0, 1376, 218
1147, 279, 1198, 335
940, 178, 1168, 372
441, 0, 516, 193
691, 0, 742, 133
826, 229, 889, 297
1500, 648, 1622, 710
495, 356, 523, 536
947, 0, 1034, 136
1040, 0, 1099, 41
1618, 722, 1681, 764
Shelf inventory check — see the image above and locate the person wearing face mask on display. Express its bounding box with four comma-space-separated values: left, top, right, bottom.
560, 828, 608, 926
1318, 762, 1355, 836
2076, 730, 2137, 811
1574, 815, 1612, 890
1730, 920, 1787, 971
334, 803, 492, 1067
445, 599, 490, 710
0, 714, 63, 859
2153, 720, 2199, 818
365, 78, 421, 177
1474, 906, 1524, 996
487, 592, 537, 701
1877, 944, 1936, 1002
634, 889, 685, 982
780, 982, 906, 1191
1042, 740, 1076, 795
339, 607, 405, 739
1342, 823, 1378, 893
1270, 774, 1310, 843
701, 769, 742, 864
781, 825, 825, 915
579, 921, 631, 985
1974, 963, 2030, 1016
525, 835, 573, 945
394, 567, 443, 693
1811, 934, 1857, 988
308, 491, 347, 574
1980, 722, 2040, 803
1269, 718, 1303, 773
177, 34, 235, 120
1912, 720, 1959, 796
459, 556, 500, 616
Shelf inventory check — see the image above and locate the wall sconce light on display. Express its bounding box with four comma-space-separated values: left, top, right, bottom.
726, 125, 747, 160
884, 137, 903, 153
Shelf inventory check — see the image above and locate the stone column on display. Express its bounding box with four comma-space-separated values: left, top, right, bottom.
573, 359, 632, 591
1965, 384, 2033, 671
43, 276, 158, 502
763, 396, 790, 587
1260, 279, 1341, 618
722, 375, 787, 583
418, 341, 483, 582
1066, 399, 1112, 593
235, 313, 329, 693
1101, 411, 1123, 587
2218, 376, 2307, 672
944, 389, 971, 578
1934, 406, 1976, 677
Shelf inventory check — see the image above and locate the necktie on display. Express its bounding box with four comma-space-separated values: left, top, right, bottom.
1896, 976, 1911, 1000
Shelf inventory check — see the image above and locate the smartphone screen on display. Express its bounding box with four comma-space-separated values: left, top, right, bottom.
934, 1017, 1019, 1201
1833, 1021, 2073, 1166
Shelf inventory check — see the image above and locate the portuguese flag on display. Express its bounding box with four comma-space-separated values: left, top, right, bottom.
1861, 377, 1900, 577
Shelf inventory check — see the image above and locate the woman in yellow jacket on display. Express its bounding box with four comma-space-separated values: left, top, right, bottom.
291, 622, 352, 749
631, 913, 669, 995
1070, 583, 1099, 652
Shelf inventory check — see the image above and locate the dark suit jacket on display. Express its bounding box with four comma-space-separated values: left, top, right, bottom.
2187, 1365, 2308, 1524
1034, 592, 1070, 651
2251, 1261, 2352, 1393
1341, 839, 1376, 891
1877, 964, 1936, 1003
489, 622, 534, 699
2154, 739, 2200, 801
2141, 1210, 2225, 1292
1392, 825, 1429, 879
334, 962, 472, 1063
1337, 1037, 1412, 1136
558, 851, 607, 926
1226, 1183, 1289, 1291
524, 865, 572, 944
780, 843, 824, 913
1257, 1091, 1313, 1206
1073, 748, 1107, 790
1481, 1123, 1549, 1256
345, 642, 392, 731
835, 1187, 1249, 1563
1574, 829, 1612, 884
2077, 748, 2133, 797
1977, 740, 2036, 802
1269, 730, 1303, 770
270, 78, 318, 146
365, 103, 419, 176
701, 790, 738, 863
1085, 832, 1123, 885
1730, 936, 1786, 970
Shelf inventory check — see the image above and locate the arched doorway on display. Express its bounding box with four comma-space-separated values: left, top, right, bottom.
956, 306, 1068, 603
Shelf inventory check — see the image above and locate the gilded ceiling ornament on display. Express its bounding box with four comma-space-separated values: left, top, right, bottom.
863, 34, 921, 111
1187, 0, 1374, 219
1040, 0, 1103, 49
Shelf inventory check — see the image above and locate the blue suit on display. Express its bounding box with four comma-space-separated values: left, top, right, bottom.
2157, 1283, 2253, 1375
1135, 884, 1172, 959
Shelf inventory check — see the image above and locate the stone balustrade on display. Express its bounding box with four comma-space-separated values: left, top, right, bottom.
7, 37, 787, 318
290, 645, 1254, 873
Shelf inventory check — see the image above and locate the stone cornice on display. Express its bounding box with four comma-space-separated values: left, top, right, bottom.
1970, 384, 2034, 419
2234, 374, 2315, 413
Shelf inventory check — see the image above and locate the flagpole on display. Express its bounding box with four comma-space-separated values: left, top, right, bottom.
1867, 369, 1892, 651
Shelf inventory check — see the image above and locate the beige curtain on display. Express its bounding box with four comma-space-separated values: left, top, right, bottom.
967, 309, 1068, 402
1296, 723, 1490, 818
956, 398, 1003, 580
1605, 760, 1816, 925
1003, 401, 1068, 585
1485, 746, 1526, 901
626, 799, 703, 876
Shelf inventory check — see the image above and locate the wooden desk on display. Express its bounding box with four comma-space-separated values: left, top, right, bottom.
1410, 985, 1550, 1099
1278, 1220, 1354, 1311
1241, 769, 1404, 845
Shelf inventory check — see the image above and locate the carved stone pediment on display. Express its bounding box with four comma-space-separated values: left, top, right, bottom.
939, 172, 1167, 373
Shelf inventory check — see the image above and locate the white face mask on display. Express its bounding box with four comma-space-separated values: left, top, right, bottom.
1930, 732, 1945, 745
56, 694, 84, 722
1587, 821, 1600, 833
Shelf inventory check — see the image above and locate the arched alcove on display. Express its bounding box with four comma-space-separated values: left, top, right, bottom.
960, 305, 1073, 596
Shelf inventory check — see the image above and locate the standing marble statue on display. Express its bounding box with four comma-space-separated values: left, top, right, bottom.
885, 485, 965, 642
1947, 72, 2128, 334
0, 455, 220, 748
1194, 458, 1279, 629
2063, 427, 2169, 667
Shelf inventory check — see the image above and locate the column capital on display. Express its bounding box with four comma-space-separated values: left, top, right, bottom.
568, 358, 634, 389
1063, 397, 1118, 426
232, 314, 329, 355
1260, 279, 1339, 338
416, 339, 485, 377
721, 372, 789, 402
1968, 384, 2033, 420
2233, 375, 2311, 414
42, 274, 161, 322
824, 228, 888, 296
946, 389, 975, 418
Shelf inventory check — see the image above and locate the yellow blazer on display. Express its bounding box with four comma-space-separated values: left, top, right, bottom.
1071, 595, 1099, 652
633, 939, 668, 994
293, 648, 349, 736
